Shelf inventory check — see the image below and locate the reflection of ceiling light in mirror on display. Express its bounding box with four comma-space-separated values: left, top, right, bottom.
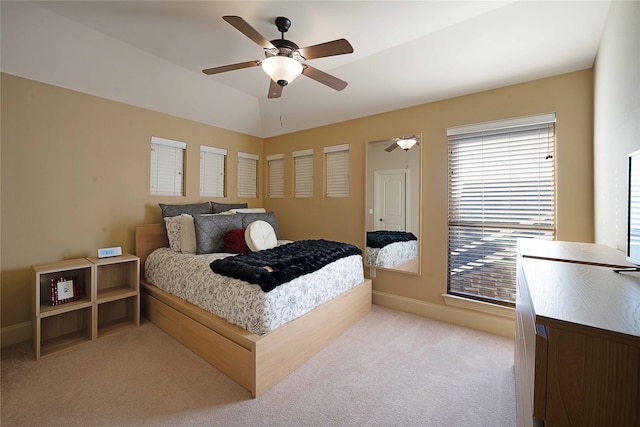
397, 138, 417, 151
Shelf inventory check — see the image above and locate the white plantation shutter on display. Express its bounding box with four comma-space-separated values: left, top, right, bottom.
293, 149, 314, 198
267, 154, 284, 198
200, 146, 226, 197
237, 152, 258, 198
324, 144, 349, 197
447, 113, 556, 305
150, 136, 186, 196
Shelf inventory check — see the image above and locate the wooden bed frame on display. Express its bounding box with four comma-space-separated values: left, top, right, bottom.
135, 224, 372, 397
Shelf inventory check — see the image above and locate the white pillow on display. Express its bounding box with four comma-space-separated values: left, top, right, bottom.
244, 220, 277, 251
164, 216, 182, 252
227, 208, 267, 214
180, 214, 197, 254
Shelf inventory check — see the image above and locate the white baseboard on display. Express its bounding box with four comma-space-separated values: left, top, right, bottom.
372, 291, 515, 339
1, 321, 31, 348
1, 295, 514, 347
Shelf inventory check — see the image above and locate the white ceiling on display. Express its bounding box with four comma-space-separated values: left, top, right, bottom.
1, 1, 611, 138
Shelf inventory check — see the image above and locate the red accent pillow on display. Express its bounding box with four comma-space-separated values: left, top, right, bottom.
223, 228, 249, 253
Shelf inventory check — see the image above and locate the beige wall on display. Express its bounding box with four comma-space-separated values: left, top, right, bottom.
1, 73, 263, 340
594, 0, 640, 249
1, 69, 594, 345
264, 69, 594, 335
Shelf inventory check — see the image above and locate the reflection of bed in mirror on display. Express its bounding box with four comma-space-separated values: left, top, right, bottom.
365, 134, 421, 274
366, 230, 418, 269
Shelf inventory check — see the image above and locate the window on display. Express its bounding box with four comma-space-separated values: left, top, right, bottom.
267, 154, 284, 198
237, 152, 258, 198
293, 149, 314, 198
200, 146, 226, 197
324, 144, 349, 197
447, 113, 556, 306
150, 136, 186, 196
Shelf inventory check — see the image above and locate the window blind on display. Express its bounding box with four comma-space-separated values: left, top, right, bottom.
237, 152, 258, 198
447, 113, 556, 305
200, 146, 226, 197
324, 144, 349, 197
267, 154, 284, 198
150, 136, 186, 196
293, 149, 313, 198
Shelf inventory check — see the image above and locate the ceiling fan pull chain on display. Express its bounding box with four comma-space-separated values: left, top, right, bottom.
280, 95, 284, 127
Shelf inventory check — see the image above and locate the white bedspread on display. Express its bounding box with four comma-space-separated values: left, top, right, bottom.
144, 246, 364, 335
366, 240, 418, 268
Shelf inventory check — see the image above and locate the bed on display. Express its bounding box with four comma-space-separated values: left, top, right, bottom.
135, 223, 371, 398
365, 230, 418, 268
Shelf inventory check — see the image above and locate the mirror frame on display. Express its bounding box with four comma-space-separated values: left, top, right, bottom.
364, 133, 422, 275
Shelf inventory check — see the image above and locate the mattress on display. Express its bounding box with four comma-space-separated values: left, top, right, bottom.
366, 240, 418, 268
144, 246, 365, 335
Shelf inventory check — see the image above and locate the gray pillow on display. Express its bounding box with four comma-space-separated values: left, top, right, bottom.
211, 202, 248, 214
239, 212, 280, 239
159, 202, 211, 218
193, 214, 243, 254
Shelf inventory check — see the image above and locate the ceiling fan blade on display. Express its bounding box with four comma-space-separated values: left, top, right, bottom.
202, 60, 260, 75
302, 65, 348, 91
298, 39, 354, 60
223, 16, 275, 50
385, 142, 399, 152
268, 79, 282, 99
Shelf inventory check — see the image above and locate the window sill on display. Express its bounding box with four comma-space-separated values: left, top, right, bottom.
441, 294, 515, 319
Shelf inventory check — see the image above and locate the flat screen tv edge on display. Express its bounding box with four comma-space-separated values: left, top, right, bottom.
614, 149, 640, 273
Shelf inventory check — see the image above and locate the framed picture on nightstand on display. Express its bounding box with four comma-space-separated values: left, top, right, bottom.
51, 276, 78, 305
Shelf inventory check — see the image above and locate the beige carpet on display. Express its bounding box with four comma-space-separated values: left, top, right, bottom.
1, 305, 515, 426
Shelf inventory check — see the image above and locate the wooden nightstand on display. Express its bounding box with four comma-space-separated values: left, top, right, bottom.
32, 254, 140, 359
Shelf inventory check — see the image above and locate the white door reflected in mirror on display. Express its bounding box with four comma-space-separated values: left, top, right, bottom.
374, 169, 407, 231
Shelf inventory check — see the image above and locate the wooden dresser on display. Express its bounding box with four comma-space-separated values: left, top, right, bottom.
515, 239, 640, 427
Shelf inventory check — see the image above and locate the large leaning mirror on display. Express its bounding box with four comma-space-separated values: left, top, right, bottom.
365, 134, 421, 274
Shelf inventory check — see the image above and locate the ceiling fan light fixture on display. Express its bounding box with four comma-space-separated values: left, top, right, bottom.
261, 56, 303, 87
397, 138, 417, 151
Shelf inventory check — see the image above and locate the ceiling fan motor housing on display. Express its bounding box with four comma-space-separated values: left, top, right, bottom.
267, 39, 304, 61
268, 17, 304, 61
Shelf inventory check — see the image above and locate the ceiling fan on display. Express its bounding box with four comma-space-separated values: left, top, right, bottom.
202, 16, 354, 99
382, 135, 420, 152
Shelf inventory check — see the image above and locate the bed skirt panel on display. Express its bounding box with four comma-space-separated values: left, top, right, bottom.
141, 289, 255, 391
140, 279, 372, 397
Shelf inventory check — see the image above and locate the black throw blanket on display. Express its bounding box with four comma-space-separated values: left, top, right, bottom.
366, 231, 417, 248
210, 239, 362, 292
